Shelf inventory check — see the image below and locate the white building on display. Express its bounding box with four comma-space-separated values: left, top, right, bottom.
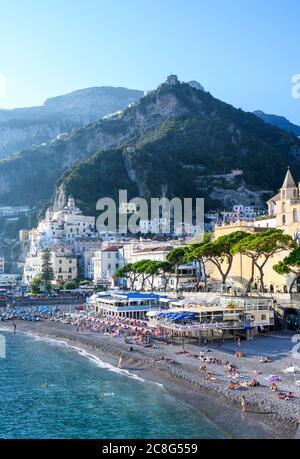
28, 196, 96, 256
23, 197, 99, 284
0, 258, 4, 275
219, 205, 265, 223
94, 292, 171, 320
253, 217, 277, 229
93, 246, 124, 284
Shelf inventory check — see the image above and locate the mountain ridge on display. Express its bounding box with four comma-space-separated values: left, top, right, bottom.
254, 110, 300, 137
1, 78, 300, 240
0, 86, 143, 158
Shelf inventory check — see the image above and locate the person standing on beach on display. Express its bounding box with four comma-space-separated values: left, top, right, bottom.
13, 322, 16, 333
241, 396, 247, 413
118, 356, 123, 369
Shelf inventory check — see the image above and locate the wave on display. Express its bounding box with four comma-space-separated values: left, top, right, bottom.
0, 326, 14, 333
21, 331, 164, 387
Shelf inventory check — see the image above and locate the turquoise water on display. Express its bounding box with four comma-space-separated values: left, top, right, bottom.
0, 330, 226, 439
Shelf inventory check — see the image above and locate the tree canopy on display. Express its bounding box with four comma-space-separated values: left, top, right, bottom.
194, 231, 248, 287
273, 247, 300, 292
41, 249, 54, 291
233, 229, 295, 292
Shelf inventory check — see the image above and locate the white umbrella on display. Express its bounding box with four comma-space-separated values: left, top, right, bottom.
282, 366, 300, 373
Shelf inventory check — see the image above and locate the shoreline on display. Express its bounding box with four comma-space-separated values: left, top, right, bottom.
1, 320, 299, 439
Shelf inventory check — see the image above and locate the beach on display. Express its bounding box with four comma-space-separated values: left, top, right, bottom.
1, 319, 300, 439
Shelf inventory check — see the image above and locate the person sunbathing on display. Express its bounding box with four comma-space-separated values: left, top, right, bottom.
253, 370, 263, 375
270, 383, 278, 391
277, 391, 293, 400
259, 356, 270, 363
247, 379, 259, 387
236, 351, 245, 358
200, 365, 208, 373
228, 381, 239, 390
206, 372, 216, 381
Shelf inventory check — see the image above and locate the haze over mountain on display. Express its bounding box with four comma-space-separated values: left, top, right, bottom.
0, 86, 144, 159
254, 110, 300, 137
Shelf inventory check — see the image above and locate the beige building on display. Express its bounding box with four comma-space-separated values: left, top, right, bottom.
209, 169, 300, 293
23, 246, 77, 285
52, 246, 77, 283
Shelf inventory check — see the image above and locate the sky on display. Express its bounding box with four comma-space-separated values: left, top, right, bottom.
0, 0, 300, 123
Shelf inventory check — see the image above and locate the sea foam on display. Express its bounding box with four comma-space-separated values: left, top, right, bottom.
21, 331, 164, 387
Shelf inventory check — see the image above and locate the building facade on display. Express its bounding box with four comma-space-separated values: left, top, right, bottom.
93, 292, 170, 320
209, 169, 300, 293
0, 258, 4, 274
23, 246, 77, 285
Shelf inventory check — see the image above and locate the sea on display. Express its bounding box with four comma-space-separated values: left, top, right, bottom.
0, 330, 226, 439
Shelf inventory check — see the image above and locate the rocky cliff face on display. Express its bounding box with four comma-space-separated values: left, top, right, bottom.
0, 86, 143, 158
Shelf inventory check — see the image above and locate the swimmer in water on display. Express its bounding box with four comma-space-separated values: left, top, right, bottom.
42, 383, 48, 388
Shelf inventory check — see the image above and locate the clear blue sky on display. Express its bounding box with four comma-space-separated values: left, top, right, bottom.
1, 0, 300, 123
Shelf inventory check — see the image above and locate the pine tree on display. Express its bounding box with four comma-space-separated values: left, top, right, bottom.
41, 249, 54, 291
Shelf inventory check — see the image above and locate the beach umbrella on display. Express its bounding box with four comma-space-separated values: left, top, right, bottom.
265, 375, 280, 382
282, 366, 300, 373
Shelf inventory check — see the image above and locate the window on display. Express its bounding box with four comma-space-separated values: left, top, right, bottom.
69, 268, 72, 273
282, 215, 286, 225
293, 208, 298, 223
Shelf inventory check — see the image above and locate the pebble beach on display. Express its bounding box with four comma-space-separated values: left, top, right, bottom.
1, 319, 300, 439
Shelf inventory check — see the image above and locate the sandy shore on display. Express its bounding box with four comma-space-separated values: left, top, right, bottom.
1, 320, 300, 439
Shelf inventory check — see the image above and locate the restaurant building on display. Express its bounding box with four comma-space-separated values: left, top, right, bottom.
93, 292, 171, 320
147, 295, 275, 341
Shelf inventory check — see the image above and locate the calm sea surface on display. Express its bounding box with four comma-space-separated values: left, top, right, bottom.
0, 330, 226, 439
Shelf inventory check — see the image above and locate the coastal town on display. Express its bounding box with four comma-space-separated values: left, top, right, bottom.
1, 169, 300, 437
2, 0, 300, 446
